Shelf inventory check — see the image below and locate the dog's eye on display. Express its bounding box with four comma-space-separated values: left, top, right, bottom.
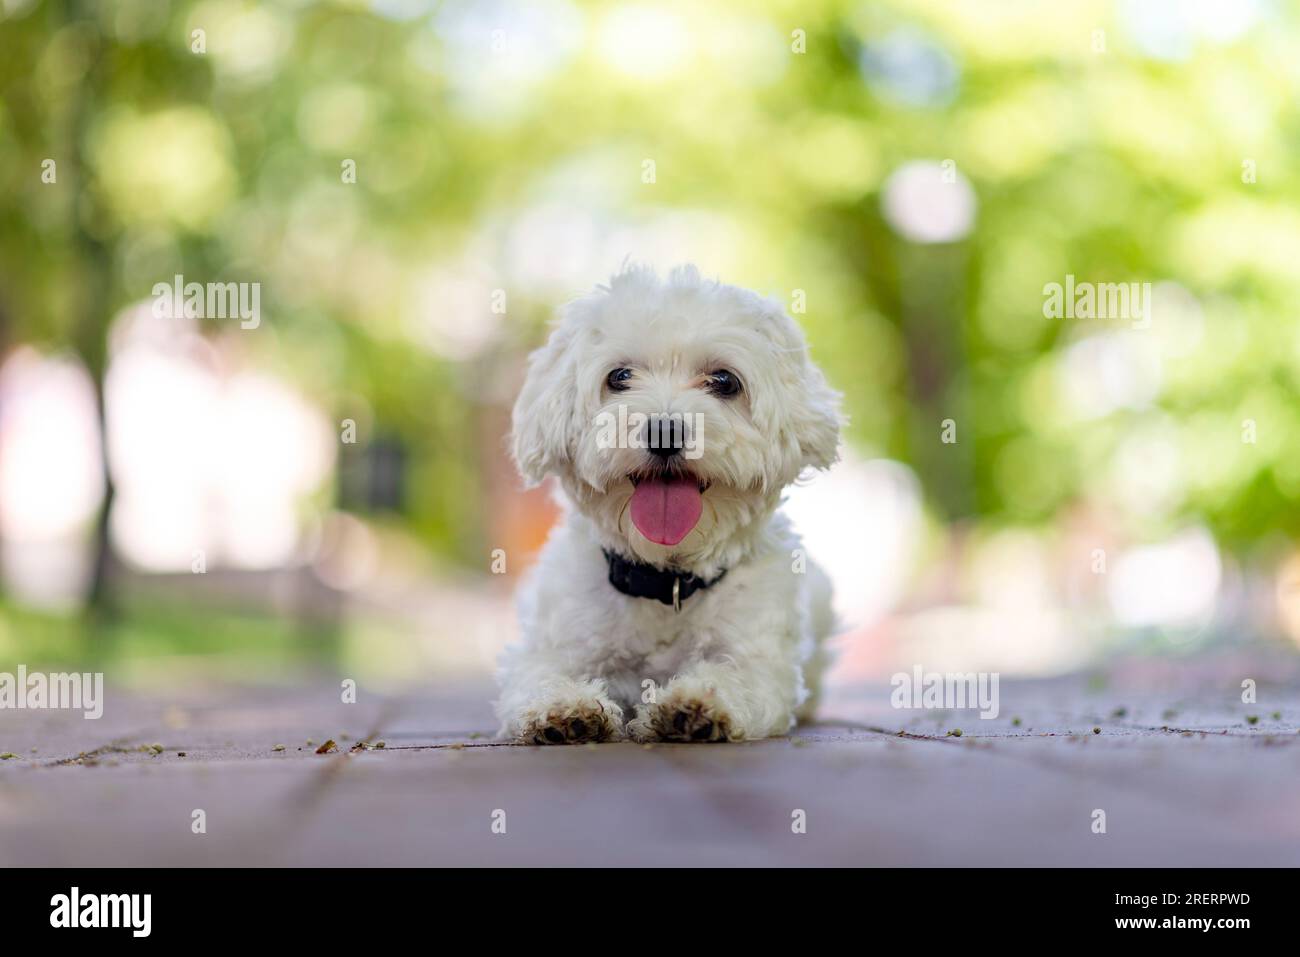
606, 367, 634, 391
705, 369, 742, 398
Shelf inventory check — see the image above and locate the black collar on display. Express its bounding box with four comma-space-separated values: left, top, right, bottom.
602, 549, 727, 611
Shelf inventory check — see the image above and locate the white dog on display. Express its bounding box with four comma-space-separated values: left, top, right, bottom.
496, 264, 842, 743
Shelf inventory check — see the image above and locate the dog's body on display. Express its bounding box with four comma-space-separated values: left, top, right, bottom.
496, 265, 842, 743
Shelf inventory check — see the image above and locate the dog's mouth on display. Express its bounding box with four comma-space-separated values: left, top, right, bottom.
627, 468, 707, 546
628, 467, 710, 494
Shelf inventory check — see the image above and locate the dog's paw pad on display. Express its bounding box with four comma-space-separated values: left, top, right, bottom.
654, 698, 730, 743
523, 703, 619, 745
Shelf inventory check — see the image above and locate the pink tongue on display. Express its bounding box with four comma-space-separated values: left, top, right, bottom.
630, 477, 703, 546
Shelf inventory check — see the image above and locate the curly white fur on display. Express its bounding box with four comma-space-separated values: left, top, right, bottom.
496, 264, 842, 743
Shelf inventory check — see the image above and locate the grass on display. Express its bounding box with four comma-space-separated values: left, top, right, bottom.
0, 597, 336, 680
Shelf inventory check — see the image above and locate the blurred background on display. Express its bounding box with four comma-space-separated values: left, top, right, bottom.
2, 0, 1299, 697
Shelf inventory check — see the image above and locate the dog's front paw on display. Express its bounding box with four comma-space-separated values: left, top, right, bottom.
627, 683, 734, 743
507, 684, 624, 745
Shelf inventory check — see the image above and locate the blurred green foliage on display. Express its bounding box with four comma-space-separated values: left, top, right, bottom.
2, 0, 1299, 570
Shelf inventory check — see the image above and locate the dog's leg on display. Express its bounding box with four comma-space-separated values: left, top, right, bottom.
626, 657, 803, 743
496, 668, 625, 745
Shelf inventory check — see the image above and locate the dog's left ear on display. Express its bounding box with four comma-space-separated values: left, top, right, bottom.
510, 321, 584, 488
750, 309, 843, 485
786, 356, 842, 472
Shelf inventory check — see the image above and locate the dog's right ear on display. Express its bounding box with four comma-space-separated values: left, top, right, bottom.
510, 321, 582, 488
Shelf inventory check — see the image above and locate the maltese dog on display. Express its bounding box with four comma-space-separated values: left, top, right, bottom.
496, 264, 842, 743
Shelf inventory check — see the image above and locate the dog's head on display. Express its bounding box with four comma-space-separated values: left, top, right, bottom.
511, 264, 841, 571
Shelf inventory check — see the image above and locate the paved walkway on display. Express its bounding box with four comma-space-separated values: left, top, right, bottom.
2, 668, 1298, 866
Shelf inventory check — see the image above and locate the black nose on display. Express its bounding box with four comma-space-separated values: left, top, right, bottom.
645, 415, 684, 459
